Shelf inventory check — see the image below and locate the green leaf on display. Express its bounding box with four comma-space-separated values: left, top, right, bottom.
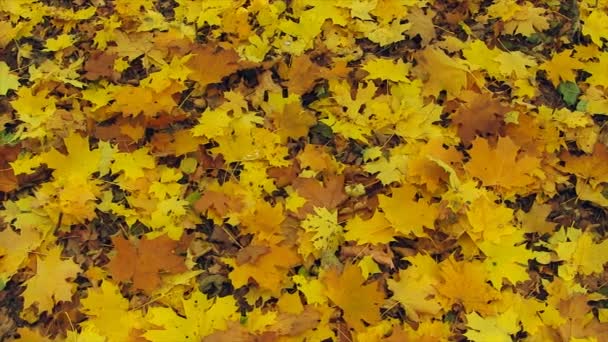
179, 157, 198, 174
185, 191, 201, 205
558, 81, 580, 106
0, 62, 19, 95
0, 130, 19, 146
309, 122, 334, 141
576, 100, 588, 112
601, 186, 608, 200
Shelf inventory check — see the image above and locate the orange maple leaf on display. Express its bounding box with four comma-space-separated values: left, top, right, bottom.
186, 45, 243, 88
229, 244, 300, 293
559, 143, 608, 184
323, 263, 384, 332
465, 136, 541, 189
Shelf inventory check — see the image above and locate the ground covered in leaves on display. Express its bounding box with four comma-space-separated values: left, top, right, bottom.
2, 0, 608, 341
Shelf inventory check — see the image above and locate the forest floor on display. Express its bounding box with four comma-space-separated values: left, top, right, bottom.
1, 0, 608, 341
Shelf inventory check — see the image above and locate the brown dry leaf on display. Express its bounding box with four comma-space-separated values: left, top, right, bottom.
193, 190, 244, 216
202, 322, 253, 342
558, 294, 608, 341
270, 306, 321, 336
341, 245, 395, 268
279, 55, 349, 95
0, 144, 20, 193
269, 101, 317, 142
106, 234, 188, 293
517, 201, 555, 234
187, 45, 242, 88
235, 245, 270, 266
452, 92, 510, 146
406, 7, 437, 46
292, 174, 348, 217
83, 51, 119, 81
279, 55, 323, 95
267, 164, 299, 188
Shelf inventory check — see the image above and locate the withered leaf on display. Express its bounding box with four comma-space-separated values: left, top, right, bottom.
106, 234, 187, 293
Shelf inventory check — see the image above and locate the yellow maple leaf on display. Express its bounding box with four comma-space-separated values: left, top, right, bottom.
357, 255, 381, 278
64, 326, 106, 342
43, 133, 103, 181
494, 50, 537, 79
582, 10, 608, 47
378, 184, 437, 237
466, 194, 516, 243
292, 274, 327, 305
359, 19, 411, 46
344, 211, 395, 245
111, 82, 182, 117
301, 207, 344, 254
144, 291, 238, 341
0, 61, 19, 95
277, 1, 347, 54
435, 258, 498, 314
239, 201, 285, 244
9, 87, 56, 139
277, 291, 304, 315
552, 228, 608, 280
43, 33, 75, 52
465, 310, 519, 342
463, 40, 503, 79
111, 147, 155, 180
387, 254, 442, 321
269, 100, 317, 142
37, 180, 99, 225
362, 57, 410, 83
495, 291, 564, 334
80, 281, 142, 342
414, 46, 469, 98
584, 52, 608, 88
363, 153, 407, 185
539, 50, 585, 87
479, 233, 539, 288
485, 0, 549, 37
505, 2, 549, 36
296, 144, 343, 175
22, 246, 80, 315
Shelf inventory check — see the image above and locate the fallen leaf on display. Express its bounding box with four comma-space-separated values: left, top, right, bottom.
21, 246, 80, 314
323, 263, 384, 332
106, 234, 188, 293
